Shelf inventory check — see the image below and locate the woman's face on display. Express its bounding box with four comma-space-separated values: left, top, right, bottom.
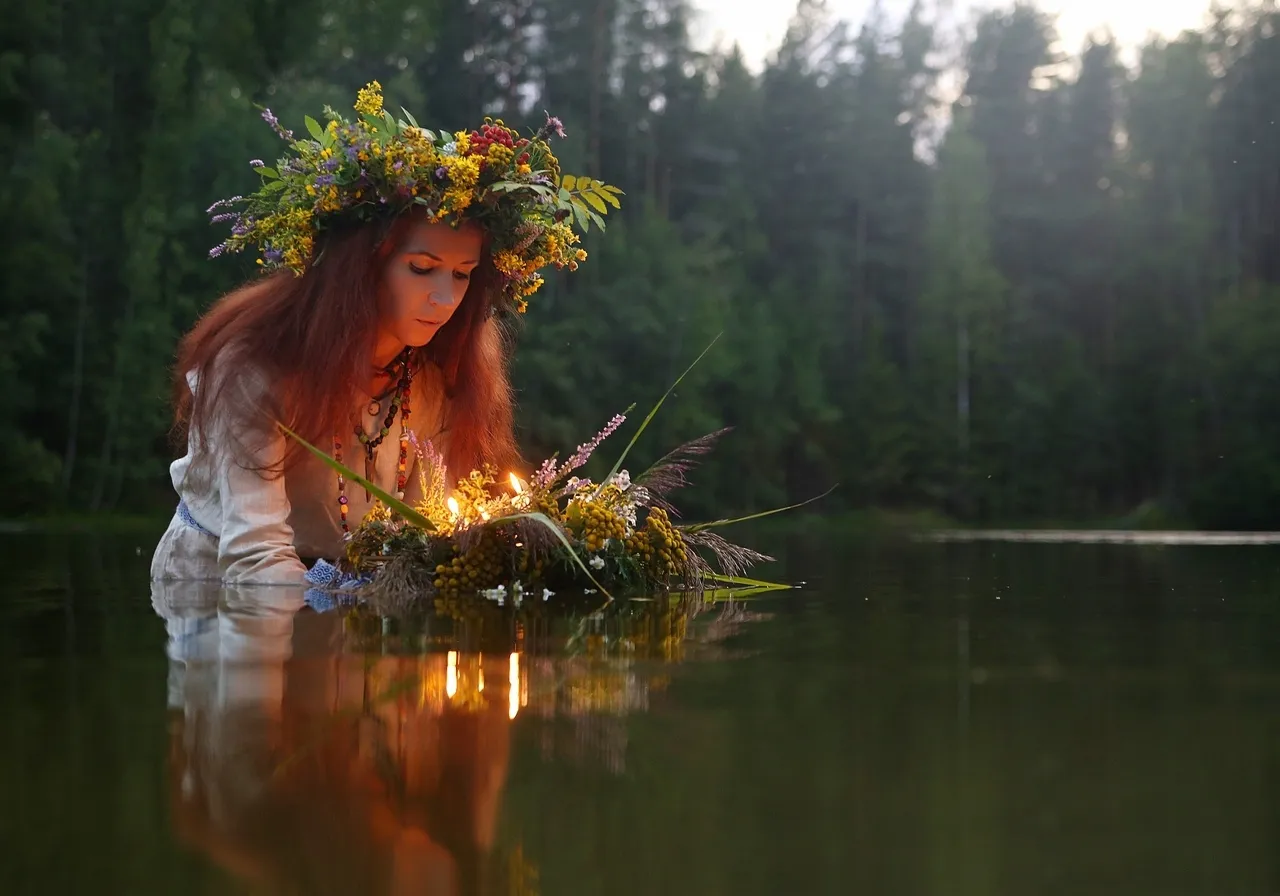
377, 220, 483, 355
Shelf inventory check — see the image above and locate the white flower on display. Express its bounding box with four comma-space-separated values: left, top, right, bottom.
609, 470, 632, 490
589, 555, 605, 569
441, 141, 458, 156
542, 588, 555, 601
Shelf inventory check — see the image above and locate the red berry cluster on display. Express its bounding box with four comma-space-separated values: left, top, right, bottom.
468, 122, 516, 156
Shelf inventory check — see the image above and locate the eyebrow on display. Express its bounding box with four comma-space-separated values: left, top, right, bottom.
405, 250, 480, 265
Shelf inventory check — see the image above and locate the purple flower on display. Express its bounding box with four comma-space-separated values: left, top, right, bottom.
537, 112, 566, 140
210, 212, 238, 223
314, 174, 336, 188
530, 456, 559, 490
231, 223, 248, 236
206, 196, 242, 213
209, 244, 227, 258
345, 145, 360, 162
322, 157, 341, 172
434, 166, 447, 181
264, 248, 283, 263
393, 160, 404, 171
541, 413, 628, 491
260, 108, 294, 141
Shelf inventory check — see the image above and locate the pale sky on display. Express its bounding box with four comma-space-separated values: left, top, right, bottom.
690, 0, 1213, 69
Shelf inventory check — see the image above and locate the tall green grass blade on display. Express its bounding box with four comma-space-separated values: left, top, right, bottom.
278, 423, 436, 531
701, 572, 791, 591
599, 333, 721, 491
680, 486, 837, 533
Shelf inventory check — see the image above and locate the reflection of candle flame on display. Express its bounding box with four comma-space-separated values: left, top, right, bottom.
447, 496, 460, 519
446, 650, 458, 698
508, 652, 520, 720
478, 663, 485, 693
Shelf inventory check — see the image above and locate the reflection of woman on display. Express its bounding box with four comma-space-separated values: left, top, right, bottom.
155, 582, 513, 895
151, 81, 606, 586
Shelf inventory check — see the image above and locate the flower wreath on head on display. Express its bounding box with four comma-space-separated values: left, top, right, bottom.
208, 81, 623, 313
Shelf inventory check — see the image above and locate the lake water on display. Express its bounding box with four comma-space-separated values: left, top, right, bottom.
2, 527, 1279, 894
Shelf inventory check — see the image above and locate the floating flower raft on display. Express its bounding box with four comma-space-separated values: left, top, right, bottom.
290, 347, 819, 617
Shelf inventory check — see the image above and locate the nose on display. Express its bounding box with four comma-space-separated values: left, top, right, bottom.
427, 289, 458, 311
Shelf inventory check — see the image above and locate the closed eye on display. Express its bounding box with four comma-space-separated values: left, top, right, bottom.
408, 262, 472, 282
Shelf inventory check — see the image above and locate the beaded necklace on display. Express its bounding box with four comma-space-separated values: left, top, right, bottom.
335, 348, 413, 534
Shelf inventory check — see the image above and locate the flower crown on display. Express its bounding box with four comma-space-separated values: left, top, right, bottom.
208, 81, 623, 312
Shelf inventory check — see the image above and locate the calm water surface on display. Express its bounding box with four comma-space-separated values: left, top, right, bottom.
2, 528, 1279, 894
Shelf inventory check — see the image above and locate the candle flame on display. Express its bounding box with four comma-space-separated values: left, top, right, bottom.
446, 650, 458, 698
509, 473, 524, 494
447, 496, 460, 518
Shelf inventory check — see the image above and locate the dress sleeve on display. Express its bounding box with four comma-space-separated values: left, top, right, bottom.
200, 365, 309, 586
216, 425, 309, 585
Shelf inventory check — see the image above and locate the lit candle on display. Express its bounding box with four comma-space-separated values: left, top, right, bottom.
446, 650, 458, 699
509, 473, 530, 509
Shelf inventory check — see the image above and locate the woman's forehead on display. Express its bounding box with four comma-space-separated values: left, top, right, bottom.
399, 219, 483, 260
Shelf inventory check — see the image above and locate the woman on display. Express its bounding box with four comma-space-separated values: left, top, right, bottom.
151, 81, 618, 585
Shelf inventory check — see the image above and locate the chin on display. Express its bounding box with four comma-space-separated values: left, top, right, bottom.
407, 324, 440, 346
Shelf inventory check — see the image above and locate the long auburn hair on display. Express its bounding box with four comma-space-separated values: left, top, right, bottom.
174, 211, 521, 480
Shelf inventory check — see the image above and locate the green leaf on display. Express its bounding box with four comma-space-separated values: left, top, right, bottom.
256, 166, 279, 179
587, 210, 606, 230
558, 187, 572, 204
680, 486, 837, 533
304, 115, 324, 141
598, 334, 722, 492
696, 573, 792, 601
593, 184, 621, 208
278, 423, 436, 531
265, 179, 288, 192
383, 110, 398, 134
402, 107, 420, 128
571, 201, 589, 231
488, 511, 612, 598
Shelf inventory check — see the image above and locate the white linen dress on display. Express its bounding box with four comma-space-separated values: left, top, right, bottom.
150, 361, 451, 585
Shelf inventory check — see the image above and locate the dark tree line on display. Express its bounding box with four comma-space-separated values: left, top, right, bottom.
5, 0, 1280, 527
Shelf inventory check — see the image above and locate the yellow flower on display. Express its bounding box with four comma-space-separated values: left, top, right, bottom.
575, 248, 588, 262
487, 144, 515, 167
493, 251, 523, 276
354, 81, 384, 117
516, 163, 531, 175
453, 131, 471, 154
